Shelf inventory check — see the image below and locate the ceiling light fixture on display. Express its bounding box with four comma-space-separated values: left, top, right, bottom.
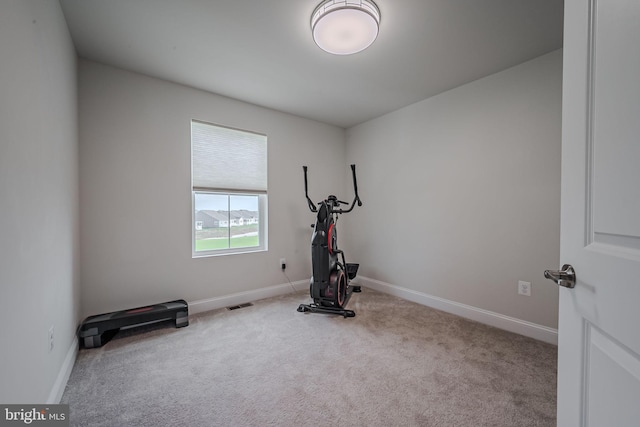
311, 0, 381, 55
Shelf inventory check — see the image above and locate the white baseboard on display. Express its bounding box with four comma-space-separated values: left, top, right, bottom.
188, 279, 308, 315
354, 276, 558, 345
187, 276, 558, 344
47, 336, 78, 404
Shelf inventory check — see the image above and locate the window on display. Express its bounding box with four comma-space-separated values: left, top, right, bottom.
191, 120, 267, 256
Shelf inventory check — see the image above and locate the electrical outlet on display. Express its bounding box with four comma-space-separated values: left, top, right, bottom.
280, 258, 286, 270
48, 325, 54, 352
518, 281, 531, 296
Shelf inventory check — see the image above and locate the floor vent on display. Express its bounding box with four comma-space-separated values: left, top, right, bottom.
227, 302, 254, 311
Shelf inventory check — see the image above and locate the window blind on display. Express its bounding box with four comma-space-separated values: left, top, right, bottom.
191, 120, 267, 192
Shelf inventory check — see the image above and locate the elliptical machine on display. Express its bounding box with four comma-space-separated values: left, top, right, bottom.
297, 164, 363, 317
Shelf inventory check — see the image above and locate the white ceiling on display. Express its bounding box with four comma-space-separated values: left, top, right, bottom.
59, 0, 564, 128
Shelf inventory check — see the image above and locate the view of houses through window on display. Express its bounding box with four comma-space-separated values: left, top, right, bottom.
194, 193, 260, 251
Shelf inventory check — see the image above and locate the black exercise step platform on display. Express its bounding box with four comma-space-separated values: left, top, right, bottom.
79, 299, 189, 348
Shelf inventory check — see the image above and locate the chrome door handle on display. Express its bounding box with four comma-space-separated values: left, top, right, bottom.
544, 264, 576, 288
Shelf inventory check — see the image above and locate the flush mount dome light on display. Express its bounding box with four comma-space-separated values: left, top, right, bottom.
311, 0, 381, 55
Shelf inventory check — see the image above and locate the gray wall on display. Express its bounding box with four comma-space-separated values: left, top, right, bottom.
78, 60, 345, 317
344, 50, 562, 329
0, 1, 80, 403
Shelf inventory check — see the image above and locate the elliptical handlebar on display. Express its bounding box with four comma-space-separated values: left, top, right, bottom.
303, 166, 317, 212
351, 164, 363, 208
302, 164, 363, 214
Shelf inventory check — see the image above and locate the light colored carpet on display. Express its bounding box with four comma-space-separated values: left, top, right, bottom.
62, 288, 557, 426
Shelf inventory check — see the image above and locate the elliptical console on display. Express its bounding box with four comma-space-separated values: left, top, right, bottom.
297, 164, 363, 317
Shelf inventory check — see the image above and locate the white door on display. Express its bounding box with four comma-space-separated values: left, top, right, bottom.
553, 0, 640, 425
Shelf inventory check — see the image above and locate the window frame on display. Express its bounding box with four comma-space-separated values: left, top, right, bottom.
191, 120, 268, 258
